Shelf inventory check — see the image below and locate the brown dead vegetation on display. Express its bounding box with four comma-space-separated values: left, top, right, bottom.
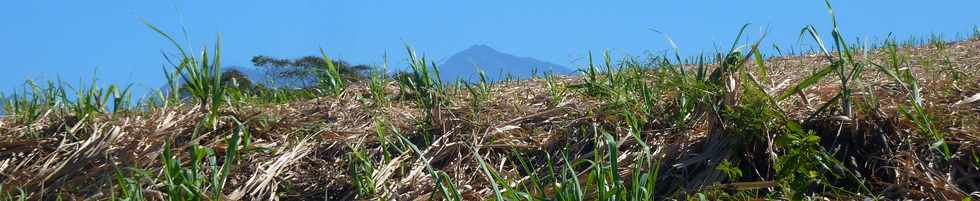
1, 38, 979, 200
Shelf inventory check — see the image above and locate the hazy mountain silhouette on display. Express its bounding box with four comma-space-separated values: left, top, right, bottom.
439, 45, 573, 82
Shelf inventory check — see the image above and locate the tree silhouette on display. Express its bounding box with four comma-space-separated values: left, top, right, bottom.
221, 67, 258, 93
251, 55, 370, 88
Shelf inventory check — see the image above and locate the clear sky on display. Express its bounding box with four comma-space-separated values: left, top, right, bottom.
2, 0, 978, 97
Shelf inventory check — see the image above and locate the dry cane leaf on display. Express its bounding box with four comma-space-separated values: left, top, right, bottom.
952, 93, 980, 107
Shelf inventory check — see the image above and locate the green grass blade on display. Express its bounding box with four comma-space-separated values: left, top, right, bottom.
777, 64, 834, 101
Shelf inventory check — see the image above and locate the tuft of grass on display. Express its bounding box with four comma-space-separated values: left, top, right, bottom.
873, 38, 951, 158
2, 80, 62, 125
110, 167, 151, 201
368, 58, 389, 107
464, 70, 492, 121
158, 118, 249, 201
62, 78, 132, 121
316, 48, 346, 96
544, 72, 568, 107
397, 46, 446, 127
145, 22, 225, 126
346, 141, 378, 199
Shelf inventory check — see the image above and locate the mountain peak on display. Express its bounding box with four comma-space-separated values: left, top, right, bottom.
439, 45, 573, 82
469, 44, 492, 49
460, 44, 497, 54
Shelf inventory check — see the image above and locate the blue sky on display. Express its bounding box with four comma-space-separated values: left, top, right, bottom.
2, 0, 978, 97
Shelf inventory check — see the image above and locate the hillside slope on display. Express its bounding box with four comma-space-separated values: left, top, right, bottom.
1, 37, 979, 200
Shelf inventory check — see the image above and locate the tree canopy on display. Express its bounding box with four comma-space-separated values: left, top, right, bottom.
251, 55, 370, 87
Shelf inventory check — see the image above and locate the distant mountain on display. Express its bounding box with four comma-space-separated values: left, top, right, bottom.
438, 45, 573, 82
